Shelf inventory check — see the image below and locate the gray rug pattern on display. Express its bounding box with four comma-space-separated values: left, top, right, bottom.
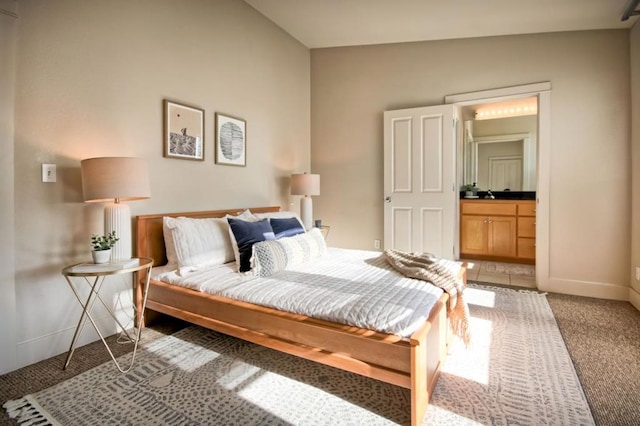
424, 285, 594, 425
4, 285, 594, 425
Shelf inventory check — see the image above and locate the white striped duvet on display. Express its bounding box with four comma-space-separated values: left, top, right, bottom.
151, 247, 455, 338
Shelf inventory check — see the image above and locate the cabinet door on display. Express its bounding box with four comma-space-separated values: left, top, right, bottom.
518, 238, 536, 259
518, 216, 536, 238
488, 216, 517, 257
460, 215, 488, 255
518, 202, 537, 217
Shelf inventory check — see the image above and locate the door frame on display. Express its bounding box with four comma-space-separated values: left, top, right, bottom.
445, 82, 551, 288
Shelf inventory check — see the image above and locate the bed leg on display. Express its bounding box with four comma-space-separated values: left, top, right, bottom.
410, 338, 428, 426
411, 298, 448, 425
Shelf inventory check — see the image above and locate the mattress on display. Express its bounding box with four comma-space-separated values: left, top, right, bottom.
151, 247, 459, 338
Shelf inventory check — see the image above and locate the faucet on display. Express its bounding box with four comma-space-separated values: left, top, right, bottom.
485, 190, 495, 199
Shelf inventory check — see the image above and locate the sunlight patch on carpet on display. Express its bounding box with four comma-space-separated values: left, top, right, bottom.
144, 335, 221, 373
465, 286, 496, 308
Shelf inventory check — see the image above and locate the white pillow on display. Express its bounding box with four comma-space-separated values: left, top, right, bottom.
163, 216, 234, 275
163, 217, 179, 269
250, 228, 327, 277
230, 209, 258, 221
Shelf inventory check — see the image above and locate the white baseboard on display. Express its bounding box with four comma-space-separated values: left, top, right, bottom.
538, 276, 630, 301
16, 307, 134, 370
630, 287, 640, 311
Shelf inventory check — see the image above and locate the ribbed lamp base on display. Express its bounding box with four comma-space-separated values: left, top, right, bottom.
104, 202, 131, 261
300, 196, 313, 231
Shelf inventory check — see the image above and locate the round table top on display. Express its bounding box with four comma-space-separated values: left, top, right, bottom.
62, 257, 154, 277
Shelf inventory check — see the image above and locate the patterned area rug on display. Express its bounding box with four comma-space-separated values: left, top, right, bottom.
4, 285, 594, 425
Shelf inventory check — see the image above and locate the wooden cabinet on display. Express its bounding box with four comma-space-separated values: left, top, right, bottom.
460, 200, 535, 263
460, 213, 517, 257
516, 202, 536, 261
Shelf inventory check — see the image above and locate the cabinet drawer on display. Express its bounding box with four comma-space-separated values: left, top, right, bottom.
518, 202, 537, 217
518, 238, 536, 259
461, 202, 516, 216
518, 217, 536, 238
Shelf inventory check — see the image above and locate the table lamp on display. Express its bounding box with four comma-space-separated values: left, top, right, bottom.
81, 157, 151, 261
291, 173, 320, 230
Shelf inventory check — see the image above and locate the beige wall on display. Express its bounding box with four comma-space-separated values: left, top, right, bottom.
0, 0, 18, 374
311, 30, 630, 298
472, 115, 537, 140
5, 0, 310, 372
631, 21, 640, 309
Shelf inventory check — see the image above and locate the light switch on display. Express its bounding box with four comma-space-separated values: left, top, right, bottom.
42, 164, 56, 183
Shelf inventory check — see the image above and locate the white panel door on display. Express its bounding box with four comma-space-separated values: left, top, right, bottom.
488, 157, 523, 191
383, 105, 456, 258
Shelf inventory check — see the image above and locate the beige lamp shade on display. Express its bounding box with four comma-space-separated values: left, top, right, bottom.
291, 173, 320, 196
80, 157, 150, 261
81, 157, 151, 203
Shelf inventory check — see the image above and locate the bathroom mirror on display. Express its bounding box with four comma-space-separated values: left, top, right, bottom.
463, 114, 537, 191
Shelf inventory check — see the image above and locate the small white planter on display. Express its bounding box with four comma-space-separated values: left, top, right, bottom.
92, 249, 111, 264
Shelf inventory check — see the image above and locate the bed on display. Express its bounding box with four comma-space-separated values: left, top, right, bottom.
135, 206, 466, 425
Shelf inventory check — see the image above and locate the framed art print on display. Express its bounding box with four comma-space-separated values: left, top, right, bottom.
215, 113, 246, 166
163, 100, 205, 161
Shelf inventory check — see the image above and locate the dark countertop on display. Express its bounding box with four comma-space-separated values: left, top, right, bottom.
461, 191, 536, 200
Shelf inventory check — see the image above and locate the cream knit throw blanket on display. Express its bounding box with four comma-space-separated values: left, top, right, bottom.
384, 249, 471, 345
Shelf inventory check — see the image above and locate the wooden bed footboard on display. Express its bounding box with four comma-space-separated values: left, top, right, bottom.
135, 206, 465, 425
141, 278, 449, 425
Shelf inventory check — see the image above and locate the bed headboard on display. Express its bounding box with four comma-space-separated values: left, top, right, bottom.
135, 206, 281, 267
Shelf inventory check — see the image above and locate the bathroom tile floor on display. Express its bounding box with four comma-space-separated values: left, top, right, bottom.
460, 259, 536, 289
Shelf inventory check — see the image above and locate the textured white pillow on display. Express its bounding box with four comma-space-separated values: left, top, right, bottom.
163, 216, 234, 275
250, 228, 327, 277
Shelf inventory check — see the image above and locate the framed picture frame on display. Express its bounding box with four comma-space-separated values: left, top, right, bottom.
215, 113, 246, 167
163, 100, 205, 161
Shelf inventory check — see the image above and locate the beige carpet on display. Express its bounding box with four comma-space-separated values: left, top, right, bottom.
546, 292, 640, 426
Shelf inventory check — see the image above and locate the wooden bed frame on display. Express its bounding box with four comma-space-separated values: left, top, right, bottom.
135, 206, 466, 425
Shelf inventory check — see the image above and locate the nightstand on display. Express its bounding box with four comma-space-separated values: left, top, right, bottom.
61, 257, 153, 373
317, 225, 330, 239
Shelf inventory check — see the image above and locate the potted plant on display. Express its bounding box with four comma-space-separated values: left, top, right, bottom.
461, 184, 475, 197
90, 230, 119, 264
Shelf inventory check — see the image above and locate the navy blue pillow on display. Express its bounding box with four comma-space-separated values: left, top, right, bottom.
270, 217, 305, 239
228, 218, 276, 272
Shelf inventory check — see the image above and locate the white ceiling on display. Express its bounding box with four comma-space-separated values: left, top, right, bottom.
244, 0, 638, 49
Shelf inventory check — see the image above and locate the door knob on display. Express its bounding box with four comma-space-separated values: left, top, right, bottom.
385, 196, 392, 203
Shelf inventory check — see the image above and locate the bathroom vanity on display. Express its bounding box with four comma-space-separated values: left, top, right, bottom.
460, 198, 536, 264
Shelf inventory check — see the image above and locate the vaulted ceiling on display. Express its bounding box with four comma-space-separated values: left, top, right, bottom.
245, 0, 638, 48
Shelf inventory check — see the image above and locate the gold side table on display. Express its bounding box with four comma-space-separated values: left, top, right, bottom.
61, 257, 153, 373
